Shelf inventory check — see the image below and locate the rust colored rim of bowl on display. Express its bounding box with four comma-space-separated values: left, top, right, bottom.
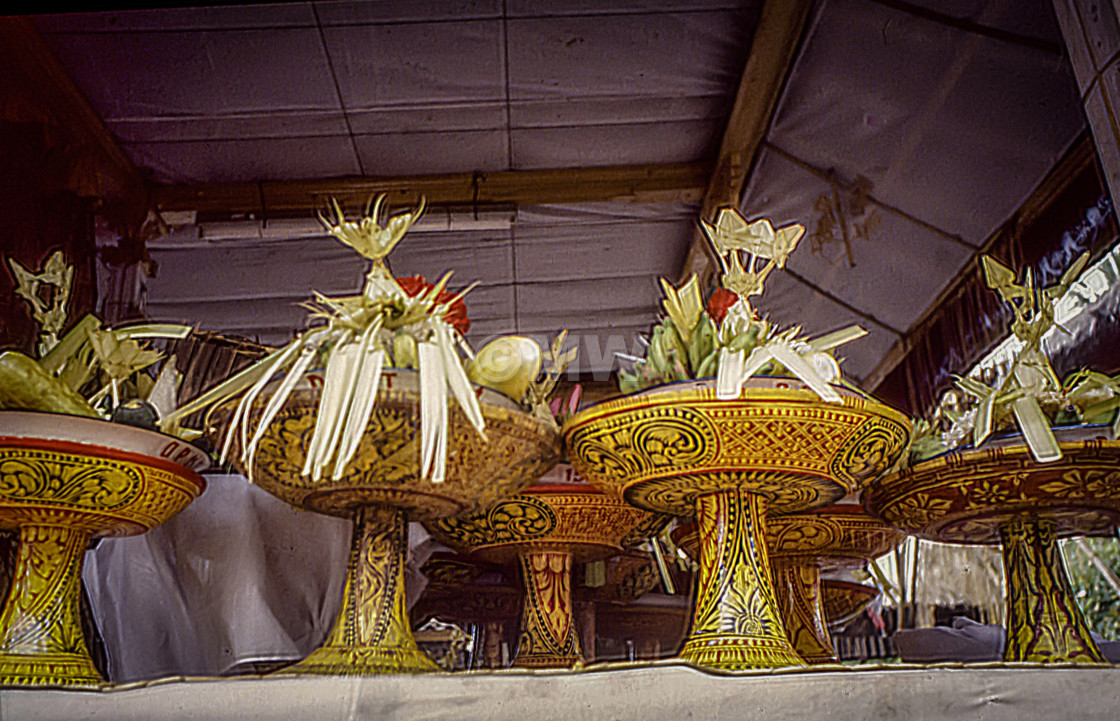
0, 434, 206, 495
863, 435, 1120, 543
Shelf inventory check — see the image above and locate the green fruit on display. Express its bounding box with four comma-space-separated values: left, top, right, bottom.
0, 351, 100, 417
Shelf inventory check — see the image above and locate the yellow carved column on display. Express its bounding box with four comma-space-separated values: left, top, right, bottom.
512, 549, 582, 668
286, 505, 437, 675
0, 524, 101, 685
771, 558, 834, 663
999, 517, 1105, 663
680, 489, 804, 668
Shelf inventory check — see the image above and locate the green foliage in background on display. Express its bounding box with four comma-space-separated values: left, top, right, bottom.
1065, 536, 1120, 640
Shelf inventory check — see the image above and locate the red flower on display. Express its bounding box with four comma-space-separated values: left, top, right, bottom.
397, 275, 471, 335
707, 288, 739, 325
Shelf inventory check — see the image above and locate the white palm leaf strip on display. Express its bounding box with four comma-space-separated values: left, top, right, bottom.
243, 333, 326, 474
973, 392, 995, 448
715, 348, 745, 400
162, 341, 298, 430
436, 322, 486, 439
241, 336, 320, 470
807, 325, 866, 352
218, 338, 304, 466
302, 337, 358, 479
333, 322, 386, 480
419, 340, 448, 483
767, 341, 841, 402
1012, 363, 1062, 462
1011, 395, 1062, 462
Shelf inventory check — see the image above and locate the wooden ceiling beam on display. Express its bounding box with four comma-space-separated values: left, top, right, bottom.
151, 162, 712, 218
677, 0, 816, 284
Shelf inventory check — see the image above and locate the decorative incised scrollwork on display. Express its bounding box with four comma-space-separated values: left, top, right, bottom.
864, 440, 1120, 544
513, 551, 582, 668
1000, 517, 1105, 663
0, 435, 205, 687
821, 580, 879, 628
430, 495, 556, 549
680, 490, 804, 669
0, 451, 139, 512
828, 416, 909, 487
283, 506, 438, 675
228, 388, 560, 523
772, 559, 835, 663
429, 486, 664, 565
567, 404, 716, 488
0, 524, 101, 686
566, 388, 910, 518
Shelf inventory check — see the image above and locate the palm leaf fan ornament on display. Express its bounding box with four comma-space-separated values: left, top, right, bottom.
165, 194, 486, 484
696, 207, 867, 402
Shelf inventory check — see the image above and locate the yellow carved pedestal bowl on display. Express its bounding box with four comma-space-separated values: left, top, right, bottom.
863, 429, 1120, 664
672, 502, 903, 663
428, 463, 668, 668
0, 411, 208, 687
565, 378, 909, 670
821, 579, 880, 629
209, 372, 559, 675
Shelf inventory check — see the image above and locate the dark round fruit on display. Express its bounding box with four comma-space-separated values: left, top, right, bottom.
110, 399, 159, 430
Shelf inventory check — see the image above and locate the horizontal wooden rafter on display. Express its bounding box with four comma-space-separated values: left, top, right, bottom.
151, 162, 712, 218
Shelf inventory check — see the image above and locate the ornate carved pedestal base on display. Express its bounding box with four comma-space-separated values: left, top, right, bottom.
1000, 517, 1105, 663
0, 525, 101, 687
282, 506, 437, 675
679, 490, 803, 670
512, 550, 582, 668
772, 559, 834, 664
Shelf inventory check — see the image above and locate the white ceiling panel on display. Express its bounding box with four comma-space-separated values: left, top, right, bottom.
348, 103, 505, 135
386, 231, 514, 287
41, 28, 338, 121
908, 0, 1066, 43
33, 4, 317, 33
514, 219, 688, 282
755, 272, 901, 382
766, 0, 1083, 245
106, 111, 350, 144
741, 147, 975, 334
510, 94, 730, 130
516, 276, 664, 326
146, 233, 365, 300
122, 136, 361, 184
314, 1, 502, 25
353, 129, 508, 175
506, 1, 749, 16
506, 11, 752, 100
511, 120, 721, 169
323, 21, 506, 109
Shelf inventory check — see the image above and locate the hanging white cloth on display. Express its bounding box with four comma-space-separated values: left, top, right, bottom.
82, 473, 435, 682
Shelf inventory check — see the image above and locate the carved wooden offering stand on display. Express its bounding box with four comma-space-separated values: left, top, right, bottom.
822, 579, 880, 629
672, 501, 903, 663
865, 430, 1120, 663
429, 463, 667, 668
212, 373, 559, 675
565, 378, 909, 670
0, 411, 208, 687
